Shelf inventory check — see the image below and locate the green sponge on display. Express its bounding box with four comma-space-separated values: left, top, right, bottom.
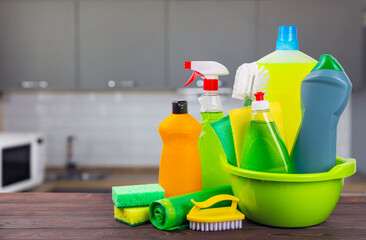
114, 205, 150, 226
112, 184, 165, 208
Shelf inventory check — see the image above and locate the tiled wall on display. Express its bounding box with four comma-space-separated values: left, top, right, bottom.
2, 91, 352, 167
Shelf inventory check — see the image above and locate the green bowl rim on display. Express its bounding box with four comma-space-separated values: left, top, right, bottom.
222, 157, 356, 182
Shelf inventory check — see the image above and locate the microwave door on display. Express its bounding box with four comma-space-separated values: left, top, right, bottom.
2, 144, 31, 187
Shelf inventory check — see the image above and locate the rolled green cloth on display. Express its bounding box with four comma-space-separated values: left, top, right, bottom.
149, 185, 233, 230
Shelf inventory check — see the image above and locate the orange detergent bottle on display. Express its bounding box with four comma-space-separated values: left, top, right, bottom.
158, 100, 202, 197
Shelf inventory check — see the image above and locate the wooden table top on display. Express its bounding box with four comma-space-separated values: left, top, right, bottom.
1, 193, 365, 239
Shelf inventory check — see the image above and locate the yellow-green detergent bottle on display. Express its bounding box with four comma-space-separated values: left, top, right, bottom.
241, 92, 292, 173
257, 26, 317, 153
184, 61, 231, 189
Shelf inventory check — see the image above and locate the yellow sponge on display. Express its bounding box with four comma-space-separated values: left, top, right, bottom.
114, 205, 150, 226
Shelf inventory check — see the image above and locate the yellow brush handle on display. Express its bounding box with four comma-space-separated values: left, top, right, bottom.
189, 194, 239, 216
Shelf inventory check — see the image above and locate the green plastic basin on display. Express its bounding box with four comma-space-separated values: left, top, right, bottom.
222, 157, 356, 227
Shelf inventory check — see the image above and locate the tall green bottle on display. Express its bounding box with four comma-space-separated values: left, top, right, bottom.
184, 61, 231, 189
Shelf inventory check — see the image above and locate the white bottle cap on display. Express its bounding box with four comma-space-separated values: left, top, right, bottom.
252, 100, 269, 111
252, 91, 269, 111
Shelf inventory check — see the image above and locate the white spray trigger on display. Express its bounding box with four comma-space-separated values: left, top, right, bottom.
184, 61, 229, 88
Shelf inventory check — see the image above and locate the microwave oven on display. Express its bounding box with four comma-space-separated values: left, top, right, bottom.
0, 133, 46, 192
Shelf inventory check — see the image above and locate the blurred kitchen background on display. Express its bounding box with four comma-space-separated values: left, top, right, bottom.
0, 0, 365, 193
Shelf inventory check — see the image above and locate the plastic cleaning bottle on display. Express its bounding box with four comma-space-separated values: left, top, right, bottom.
240, 92, 292, 173
184, 61, 231, 189
292, 55, 352, 173
257, 26, 317, 153
158, 100, 202, 197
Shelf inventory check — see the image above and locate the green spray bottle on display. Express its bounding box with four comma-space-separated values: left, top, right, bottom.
184, 61, 231, 189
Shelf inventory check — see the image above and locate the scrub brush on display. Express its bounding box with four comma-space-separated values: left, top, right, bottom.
232, 62, 269, 107
187, 194, 245, 231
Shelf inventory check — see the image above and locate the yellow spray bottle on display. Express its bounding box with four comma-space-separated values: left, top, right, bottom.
184, 61, 231, 189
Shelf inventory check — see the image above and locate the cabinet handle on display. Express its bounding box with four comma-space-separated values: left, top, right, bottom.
218, 80, 223, 87
107, 80, 136, 88
21, 81, 48, 89
107, 80, 116, 88
39, 81, 49, 88
196, 80, 204, 87
120, 80, 136, 88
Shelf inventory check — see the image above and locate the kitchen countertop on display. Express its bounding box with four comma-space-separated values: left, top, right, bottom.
1, 193, 366, 239
31, 172, 159, 192
30, 167, 366, 194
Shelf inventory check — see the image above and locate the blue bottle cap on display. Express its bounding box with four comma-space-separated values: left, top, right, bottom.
276, 26, 299, 50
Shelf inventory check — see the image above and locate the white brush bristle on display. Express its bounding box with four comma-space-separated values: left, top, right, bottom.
232, 62, 269, 100
189, 220, 243, 231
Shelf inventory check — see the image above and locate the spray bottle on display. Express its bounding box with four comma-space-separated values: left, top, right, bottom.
184, 61, 231, 189
240, 92, 292, 173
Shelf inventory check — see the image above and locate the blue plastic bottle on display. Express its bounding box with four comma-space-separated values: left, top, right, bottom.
291, 55, 352, 173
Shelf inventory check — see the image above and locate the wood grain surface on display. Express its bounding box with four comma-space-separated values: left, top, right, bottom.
0, 193, 365, 239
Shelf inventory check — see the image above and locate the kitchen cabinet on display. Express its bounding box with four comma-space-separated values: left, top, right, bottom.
79, 0, 166, 89
258, 0, 363, 89
0, 0, 362, 90
168, 0, 257, 88
0, 0, 75, 90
